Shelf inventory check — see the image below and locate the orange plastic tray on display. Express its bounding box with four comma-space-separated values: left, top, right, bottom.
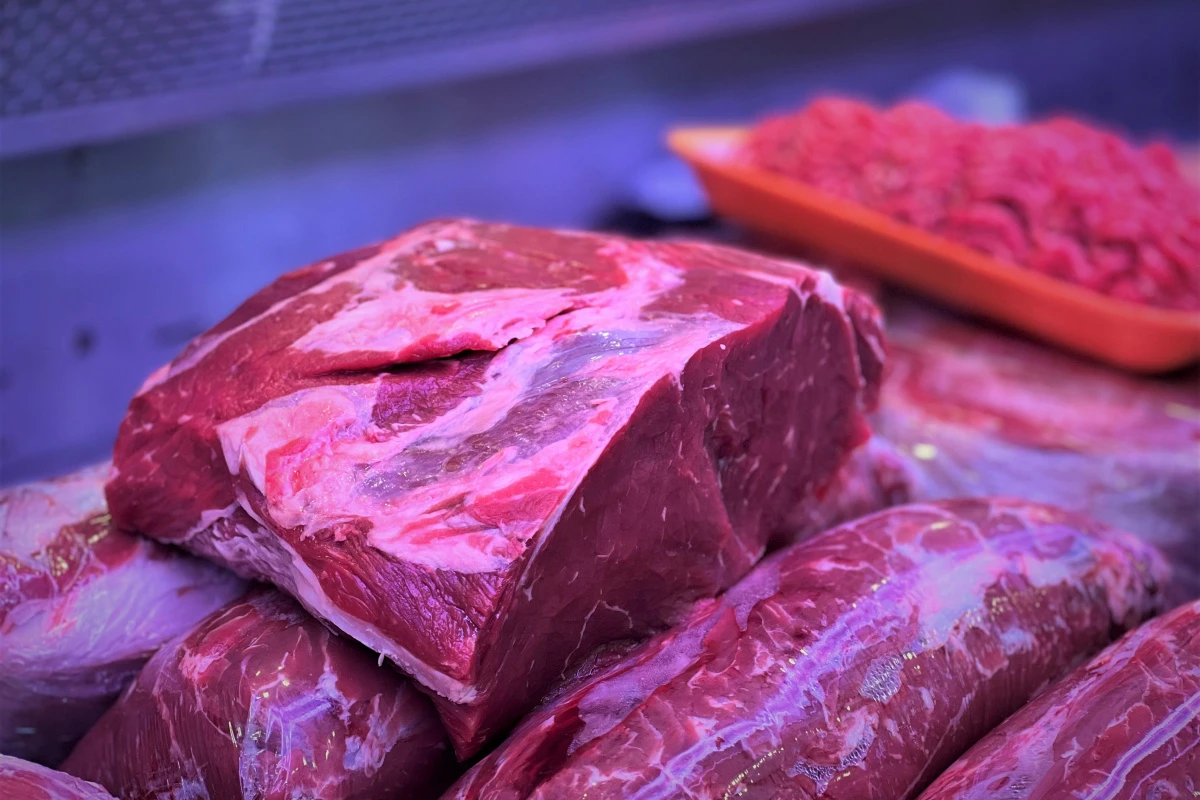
669, 126, 1200, 373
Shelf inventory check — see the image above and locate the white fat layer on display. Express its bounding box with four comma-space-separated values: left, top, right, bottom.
216, 243, 744, 576
175, 224, 850, 704
814, 269, 847, 311
291, 281, 580, 359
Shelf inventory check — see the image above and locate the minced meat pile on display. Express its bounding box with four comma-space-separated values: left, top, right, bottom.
744, 98, 1200, 311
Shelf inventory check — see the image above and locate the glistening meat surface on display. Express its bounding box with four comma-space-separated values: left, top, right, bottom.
106, 219, 884, 755
745, 99, 1200, 310
782, 435, 911, 543
0, 464, 245, 766
0, 756, 115, 800
60, 589, 457, 800
447, 498, 1168, 800
919, 598, 1200, 799
874, 300, 1200, 602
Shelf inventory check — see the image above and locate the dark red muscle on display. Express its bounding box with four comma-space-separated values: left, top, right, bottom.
61, 590, 457, 800
448, 499, 1167, 800
0, 464, 244, 765
920, 598, 1200, 799
106, 219, 884, 755
0, 756, 114, 800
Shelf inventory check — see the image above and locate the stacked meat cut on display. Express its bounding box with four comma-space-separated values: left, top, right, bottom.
0, 755, 116, 800
3, 217, 1193, 799
745, 98, 1200, 310
0, 464, 245, 765
102, 219, 888, 756
62, 590, 458, 800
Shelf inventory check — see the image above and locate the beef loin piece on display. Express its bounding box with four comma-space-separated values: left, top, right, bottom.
0, 756, 115, 800
447, 498, 1168, 800
0, 464, 245, 766
919, 598, 1200, 799
874, 299, 1200, 602
61, 589, 457, 800
106, 219, 884, 755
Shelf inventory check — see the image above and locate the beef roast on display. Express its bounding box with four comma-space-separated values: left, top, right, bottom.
0, 756, 115, 800
447, 498, 1167, 800
920, 597, 1200, 798
0, 464, 245, 765
105, 219, 884, 754
875, 299, 1200, 602
60, 589, 457, 800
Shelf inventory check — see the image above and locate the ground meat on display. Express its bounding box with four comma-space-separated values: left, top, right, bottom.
745, 98, 1200, 311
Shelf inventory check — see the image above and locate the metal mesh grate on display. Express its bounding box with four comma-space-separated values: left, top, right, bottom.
2, 0, 782, 118
1, 0, 904, 155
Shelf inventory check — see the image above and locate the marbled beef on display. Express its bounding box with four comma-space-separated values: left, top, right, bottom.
919, 597, 1200, 799
105, 219, 884, 755
448, 499, 1167, 800
0, 464, 244, 765
61, 590, 457, 800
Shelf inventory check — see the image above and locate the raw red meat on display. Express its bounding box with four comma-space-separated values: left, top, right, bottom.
0, 464, 245, 766
920, 598, 1200, 798
874, 300, 1200, 602
782, 435, 911, 542
60, 589, 457, 800
745, 98, 1200, 310
105, 219, 884, 755
0, 756, 114, 800
446, 498, 1168, 800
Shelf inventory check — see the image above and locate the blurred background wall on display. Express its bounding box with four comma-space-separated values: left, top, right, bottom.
1, 0, 1198, 484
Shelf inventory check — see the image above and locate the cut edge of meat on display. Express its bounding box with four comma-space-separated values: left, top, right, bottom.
105, 220, 887, 756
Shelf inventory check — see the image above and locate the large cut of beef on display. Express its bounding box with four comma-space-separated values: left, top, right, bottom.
447, 498, 1167, 800
874, 299, 1200, 602
745, 98, 1200, 310
920, 597, 1200, 798
61, 589, 457, 800
105, 219, 884, 754
0, 756, 115, 800
0, 464, 245, 766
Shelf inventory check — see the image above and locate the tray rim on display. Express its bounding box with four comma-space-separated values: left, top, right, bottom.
668, 125, 1200, 372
